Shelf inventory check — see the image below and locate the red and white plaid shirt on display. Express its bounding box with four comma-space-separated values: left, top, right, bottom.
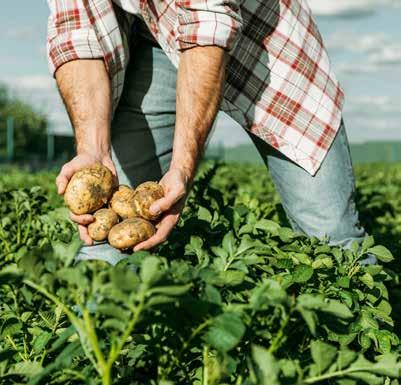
47, 0, 344, 175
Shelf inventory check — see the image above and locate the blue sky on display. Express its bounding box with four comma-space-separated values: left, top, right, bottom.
1, 0, 401, 146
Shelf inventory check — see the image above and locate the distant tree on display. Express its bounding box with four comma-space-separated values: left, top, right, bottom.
0, 84, 47, 158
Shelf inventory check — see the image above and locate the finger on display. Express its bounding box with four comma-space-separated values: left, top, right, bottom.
103, 158, 117, 176
56, 163, 75, 194
149, 187, 185, 216
69, 212, 94, 225
56, 174, 69, 195
134, 215, 177, 251
78, 225, 93, 246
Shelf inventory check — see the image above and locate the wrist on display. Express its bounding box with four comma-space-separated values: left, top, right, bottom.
76, 142, 111, 159
169, 164, 193, 186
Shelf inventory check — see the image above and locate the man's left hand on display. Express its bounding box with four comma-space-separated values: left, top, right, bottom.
133, 168, 190, 251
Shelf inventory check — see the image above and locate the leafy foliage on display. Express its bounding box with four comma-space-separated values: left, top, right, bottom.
0, 85, 48, 157
0, 162, 400, 385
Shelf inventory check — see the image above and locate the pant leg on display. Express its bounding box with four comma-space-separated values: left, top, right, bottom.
250, 120, 367, 248
76, 31, 177, 265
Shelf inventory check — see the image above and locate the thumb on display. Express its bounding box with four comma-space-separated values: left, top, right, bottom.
149, 189, 184, 215
103, 158, 119, 185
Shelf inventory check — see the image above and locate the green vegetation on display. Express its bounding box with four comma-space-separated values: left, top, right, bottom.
0, 162, 400, 385
0, 85, 48, 158
206, 143, 401, 164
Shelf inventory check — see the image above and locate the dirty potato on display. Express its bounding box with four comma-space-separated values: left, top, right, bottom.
88, 208, 119, 241
133, 181, 164, 221
64, 164, 114, 215
108, 218, 156, 249
109, 185, 137, 219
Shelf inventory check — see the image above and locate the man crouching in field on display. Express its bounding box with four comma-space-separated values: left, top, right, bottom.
47, 0, 372, 264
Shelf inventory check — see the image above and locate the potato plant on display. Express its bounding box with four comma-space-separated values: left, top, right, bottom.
0, 162, 401, 385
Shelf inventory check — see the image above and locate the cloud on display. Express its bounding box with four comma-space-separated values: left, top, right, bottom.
307, 0, 376, 18
326, 32, 387, 54
345, 95, 401, 114
308, 0, 401, 18
325, 30, 401, 75
369, 45, 401, 65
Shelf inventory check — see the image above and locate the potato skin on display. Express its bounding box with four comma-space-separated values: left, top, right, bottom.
108, 218, 156, 250
88, 209, 119, 241
64, 164, 114, 215
109, 185, 137, 219
133, 182, 164, 221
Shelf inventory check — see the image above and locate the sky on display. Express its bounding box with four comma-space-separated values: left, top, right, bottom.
1, 0, 401, 146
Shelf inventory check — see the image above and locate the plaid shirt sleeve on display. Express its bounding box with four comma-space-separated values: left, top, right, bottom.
175, 0, 243, 52
47, 0, 105, 75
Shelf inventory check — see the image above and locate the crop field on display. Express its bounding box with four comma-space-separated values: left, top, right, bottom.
0, 162, 400, 385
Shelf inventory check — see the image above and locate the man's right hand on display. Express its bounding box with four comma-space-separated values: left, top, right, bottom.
56, 152, 118, 245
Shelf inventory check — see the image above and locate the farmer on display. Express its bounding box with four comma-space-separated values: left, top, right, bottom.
47, 0, 373, 264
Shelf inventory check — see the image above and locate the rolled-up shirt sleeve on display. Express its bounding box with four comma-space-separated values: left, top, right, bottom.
175, 0, 243, 52
47, 0, 104, 76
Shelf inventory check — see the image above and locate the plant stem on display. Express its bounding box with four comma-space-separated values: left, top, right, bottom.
22, 210, 32, 244
203, 345, 209, 385
305, 366, 374, 384
6, 335, 26, 362
14, 196, 21, 245
23, 279, 98, 371
268, 309, 291, 354
83, 309, 107, 370
103, 288, 147, 384
165, 318, 211, 376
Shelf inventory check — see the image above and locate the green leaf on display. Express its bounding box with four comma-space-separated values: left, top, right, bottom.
149, 284, 192, 296
222, 231, 236, 257
359, 273, 374, 289
10, 361, 43, 378
197, 206, 212, 222
252, 345, 279, 385
204, 312, 245, 353
204, 284, 222, 305
337, 349, 357, 369
362, 236, 375, 251
32, 332, 52, 352
298, 308, 317, 335
324, 299, 353, 319
292, 264, 314, 283
367, 246, 394, 263
215, 270, 245, 286
254, 219, 280, 233
310, 340, 338, 373
141, 256, 161, 285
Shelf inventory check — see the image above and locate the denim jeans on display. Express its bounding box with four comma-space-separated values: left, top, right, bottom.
76, 21, 371, 265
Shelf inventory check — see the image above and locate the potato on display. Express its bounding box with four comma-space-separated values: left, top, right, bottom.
64, 164, 114, 215
133, 181, 164, 221
108, 218, 155, 249
109, 185, 137, 219
88, 208, 119, 241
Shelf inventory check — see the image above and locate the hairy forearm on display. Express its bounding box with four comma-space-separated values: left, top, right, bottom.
171, 46, 227, 181
55, 59, 112, 156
